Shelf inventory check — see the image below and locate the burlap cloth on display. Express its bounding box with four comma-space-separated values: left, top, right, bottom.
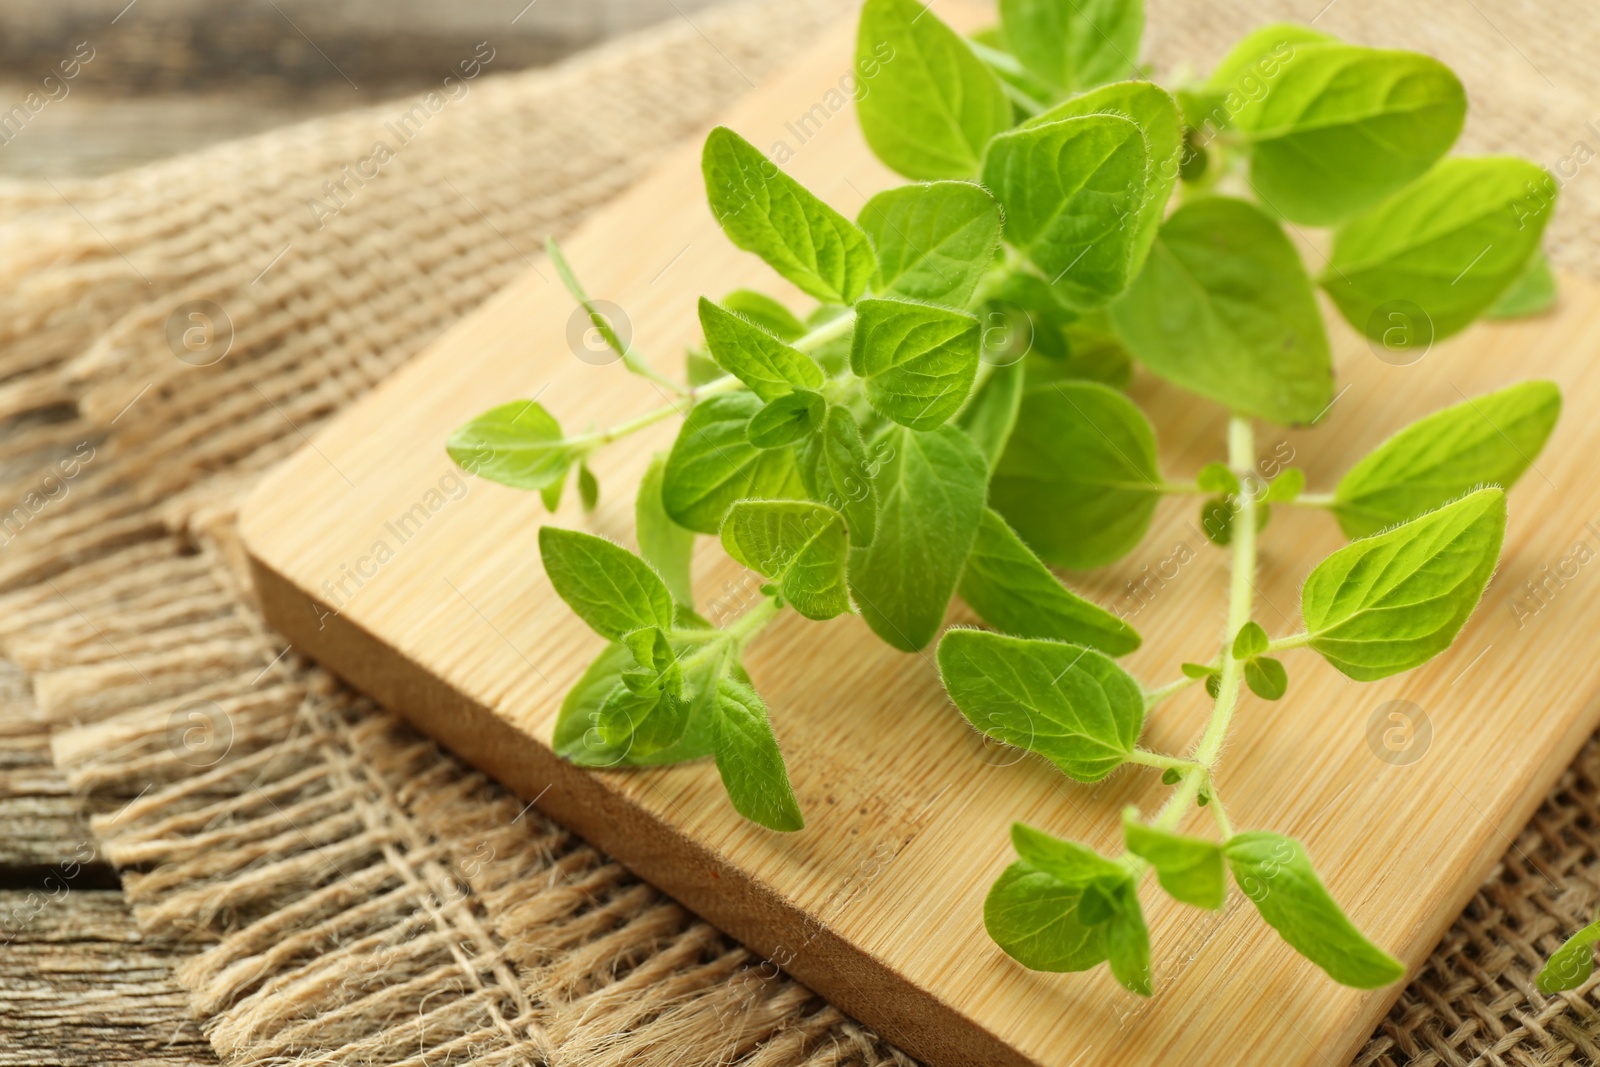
3, 0, 1597, 1063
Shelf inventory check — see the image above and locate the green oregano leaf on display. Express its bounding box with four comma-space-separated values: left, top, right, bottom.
699, 297, 825, 401
713, 678, 804, 832
447, 400, 578, 493
959, 508, 1141, 655
1108, 196, 1334, 425
989, 381, 1162, 569
955, 358, 1025, 466
1232, 621, 1269, 659
1245, 656, 1288, 700
747, 390, 826, 449
538, 527, 674, 641
985, 861, 1109, 973
1122, 809, 1226, 910
702, 126, 877, 303
720, 500, 851, 621
849, 424, 987, 650
1197, 462, 1239, 495
1322, 157, 1557, 342
1223, 41, 1466, 225
1538, 918, 1600, 994
797, 405, 878, 546
1021, 80, 1182, 277
937, 629, 1146, 781
1488, 251, 1558, 320
1332, 380, 1560, 539
1301, 488, 1506, 681
982, 114, 1150, 310
663, 391, 806, 534
998, 0, 1144, 94
858, 181, 1003, 308
1225, 830, 1405, 988
1263, 468, 1305, 503
855, 0, 1012, 180
851, 297, 982, 431
578, 464, 599, 511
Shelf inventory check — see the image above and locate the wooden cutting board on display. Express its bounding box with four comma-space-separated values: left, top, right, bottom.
238, 10, 1600, 1066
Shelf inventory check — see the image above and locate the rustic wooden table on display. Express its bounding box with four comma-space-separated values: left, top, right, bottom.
0, 1, 712, 1060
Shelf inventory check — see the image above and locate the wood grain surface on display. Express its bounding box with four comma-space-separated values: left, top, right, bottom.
239, 10, 1600, 1067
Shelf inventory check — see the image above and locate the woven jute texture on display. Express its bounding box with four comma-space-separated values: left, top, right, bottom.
2, 0, 1597, 1064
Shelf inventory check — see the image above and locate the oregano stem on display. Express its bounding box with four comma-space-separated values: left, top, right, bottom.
791, 309, 856, 353
724, 594, 783, 652
1266, 632, 1312, 653
1142, 675, 1199, 709
1289, 491, 1336, 508
1127, 749, 1201, 772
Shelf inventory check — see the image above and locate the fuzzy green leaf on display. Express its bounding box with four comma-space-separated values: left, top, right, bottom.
982, 114, 1149, 310
747, 390, 825, 450
998, 0, 1144, 94
1122, 810, 1226, 910
858, 181, 1003, 308
713, 678, 804, 832
1301, 488, 1506, 681
848, 424, 987, 650
851, 297, 982, 431
959, 508, 1140, 655
990, 381, 1162, 569
1322, 157, 1557, 343
447, 400, 578, 492
1023, 80, 1182, 276
721, 500, 851, 621
663, 392, 806, 534
1226, 830, 1405, 988
1538, 919, 1600, 993
1333, 381, 1560, 538
1224, 42, 1465, 225
538, 527, 674, 641
722, 289, 806, 340
937, 630, 1145, 781
1245, 656, 1288, 700
855, 0, 1012, 180
797, 405, 879, 546
1109, 196, 1333, 425
699, 297, 825, 402
702, 126, 877, 303
984, 862, 1109, 972
1233, 621, 1269, 659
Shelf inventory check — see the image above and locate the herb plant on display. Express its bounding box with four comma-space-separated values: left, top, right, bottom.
447, 0, 1563, 996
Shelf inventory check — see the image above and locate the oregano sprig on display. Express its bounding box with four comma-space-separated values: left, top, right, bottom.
447, 0, 1562, 993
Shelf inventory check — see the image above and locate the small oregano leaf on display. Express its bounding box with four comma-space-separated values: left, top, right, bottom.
985, 862, 1108, 973
1538, 918, 1600, 994
1108, 196, 1333, 425
699, 297, 825, 402
1332, 380, 1560, 539
1232, 621, 1269, 660
797, 405, 878, 546
747, 390, 826, 450
722, 289, 805, 340
447, 400, 577, 492
538, 527, 674, 641
702, 126, 876, 304
858, 181, 1003, 308
663, 391, 806, 534
1122, 808, 1226, 910
989, 381, 1162, 569
855, 0, 1013, 180
959, 508, 1141, 656
636, 453, 696, 608
1245, 656, 1288, 701
720, 500, 851, 621
849, 424, 987, 650
851, 297, 982, 431
713, 678, 804, 832
998, 0, 1144, 94
1301, 488, 1506, 681
956, 358, 1025, 467
982, 114, 1150, 310
1225, 830, 1405, 988
937, 630, 1146, 781
1197, 462, 1239, 495
1322, 157, 1557, 342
